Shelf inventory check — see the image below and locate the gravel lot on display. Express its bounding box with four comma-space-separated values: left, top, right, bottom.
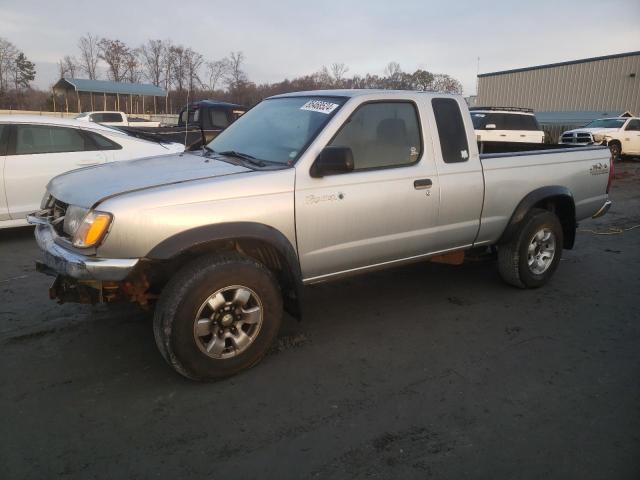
1, 162, 639, 480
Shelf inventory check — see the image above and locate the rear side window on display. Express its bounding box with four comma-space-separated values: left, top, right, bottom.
329, 102, 422, 170
210, 109, 230, 129
0, 124, 7, 155
91, 113, 122, 123
15, 125, 90, 155
432, 98, 469, 163
85, 131, 122, 150
512, 114, 540, 131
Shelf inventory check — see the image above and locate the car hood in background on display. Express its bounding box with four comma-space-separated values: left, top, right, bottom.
47, 152, 251, 208
563, 127, 620, 135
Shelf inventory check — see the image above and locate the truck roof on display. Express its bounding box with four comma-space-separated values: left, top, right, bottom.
186, 100, 245, 109
269, 89, 462, 100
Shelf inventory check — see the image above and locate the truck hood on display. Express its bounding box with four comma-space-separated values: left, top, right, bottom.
563, 127, 620, 135
47, 152, 251, 208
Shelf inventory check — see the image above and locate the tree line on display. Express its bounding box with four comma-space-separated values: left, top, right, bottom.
0, 35, 464, 112
0, 38, 36, 106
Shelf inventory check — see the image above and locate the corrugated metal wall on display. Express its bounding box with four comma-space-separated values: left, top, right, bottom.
476, 53, 640, 113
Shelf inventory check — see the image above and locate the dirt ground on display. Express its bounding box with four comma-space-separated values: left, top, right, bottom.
1, 162, 639, 480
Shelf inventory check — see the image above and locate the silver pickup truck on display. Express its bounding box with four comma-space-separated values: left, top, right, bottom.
29, 90, 613, 380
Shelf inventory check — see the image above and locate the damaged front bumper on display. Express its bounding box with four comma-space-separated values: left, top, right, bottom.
30, 219, 139, 281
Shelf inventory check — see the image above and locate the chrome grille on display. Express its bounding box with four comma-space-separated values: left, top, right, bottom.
561, 132, 593, 144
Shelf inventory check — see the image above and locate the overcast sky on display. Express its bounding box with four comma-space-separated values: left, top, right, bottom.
1, 0, 638, 95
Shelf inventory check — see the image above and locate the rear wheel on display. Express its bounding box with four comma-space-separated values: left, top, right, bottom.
153, 253, 282, 380
498, 209, 564, 288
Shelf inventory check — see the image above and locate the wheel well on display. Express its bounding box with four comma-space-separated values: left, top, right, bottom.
532, 195, 576, 249
143, 237, 302, 318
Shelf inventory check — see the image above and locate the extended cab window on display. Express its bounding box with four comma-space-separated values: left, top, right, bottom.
329, 102, 421, 170
432, 98, 469, 163
15, 125, 89, 155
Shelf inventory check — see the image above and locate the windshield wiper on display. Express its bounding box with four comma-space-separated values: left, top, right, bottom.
215, 150, 267, 167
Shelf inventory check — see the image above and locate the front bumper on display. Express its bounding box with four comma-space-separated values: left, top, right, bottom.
592, 199, 612, 219
31, 221, 139, 281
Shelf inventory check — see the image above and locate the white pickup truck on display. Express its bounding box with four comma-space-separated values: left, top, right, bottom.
30, 90, 613, 380
75, 111, 160, 128
560, 116, 640, 159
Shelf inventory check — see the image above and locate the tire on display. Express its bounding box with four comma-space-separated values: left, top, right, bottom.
609, 142, 621, 162
153, 252, 282, 380
498, 209, 564, 289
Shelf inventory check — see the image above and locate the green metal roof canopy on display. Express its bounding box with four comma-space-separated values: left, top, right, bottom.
53, 77, 166, 97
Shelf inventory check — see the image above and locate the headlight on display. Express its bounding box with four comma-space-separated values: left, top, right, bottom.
71, 210, 113, 248
63, 205, 89, 236
592, 133, 605, 143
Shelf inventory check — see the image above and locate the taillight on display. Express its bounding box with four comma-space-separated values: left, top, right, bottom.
606, 155, 614, 194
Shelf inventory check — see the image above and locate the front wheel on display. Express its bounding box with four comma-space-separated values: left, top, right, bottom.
608, 142, 622, 162
153, 253, 283, 380
498, 209, 564, 289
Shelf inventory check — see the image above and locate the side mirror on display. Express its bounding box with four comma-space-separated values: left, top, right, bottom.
310, 146, 354, 177
485, 123, 497, 130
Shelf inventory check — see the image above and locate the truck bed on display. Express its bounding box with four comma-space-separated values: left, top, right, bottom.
476, 144, 610, 246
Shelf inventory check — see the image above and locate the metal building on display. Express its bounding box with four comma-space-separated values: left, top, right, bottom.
476, 51, 640, 114
52, 77, 167, 114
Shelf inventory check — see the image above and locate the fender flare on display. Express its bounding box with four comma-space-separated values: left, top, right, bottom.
147, 222, 303, 316
499, 186, 576, 248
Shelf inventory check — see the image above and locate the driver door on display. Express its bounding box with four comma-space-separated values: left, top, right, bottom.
295, 101, 440, 281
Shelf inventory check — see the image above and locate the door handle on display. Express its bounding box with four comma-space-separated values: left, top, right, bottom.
414, 179, 432, 190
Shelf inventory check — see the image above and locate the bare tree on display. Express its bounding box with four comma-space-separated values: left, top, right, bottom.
77, 33, 99, 79
383, 61, 403, 88
225, 51, 247, 90
0, 37, 19, 92
125, 49, 141, 83
160, 40, 176, 92
98, 38, 131, 82
58, 55, 78, 78
205, 59, 230, 91
316, 66, 333, 87
384, 61, 402, 79
171, 45, 187, 91
184, 48, 203, 91
139, 39, 164, 86
330, 62, 349, 85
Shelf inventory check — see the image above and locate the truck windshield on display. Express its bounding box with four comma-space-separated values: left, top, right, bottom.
583, 118, 626, 128
207, 96, 346, 165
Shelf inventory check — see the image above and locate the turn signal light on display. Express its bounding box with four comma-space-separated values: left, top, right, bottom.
72, 211, 113, 248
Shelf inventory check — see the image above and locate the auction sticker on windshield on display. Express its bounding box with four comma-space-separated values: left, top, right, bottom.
300, 100, 340, 114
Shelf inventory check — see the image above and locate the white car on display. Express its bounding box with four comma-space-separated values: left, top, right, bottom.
0, 115, 184, 228
75, 111, 160, 128
559, 117, 640, 159
470, 107, 545, 143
